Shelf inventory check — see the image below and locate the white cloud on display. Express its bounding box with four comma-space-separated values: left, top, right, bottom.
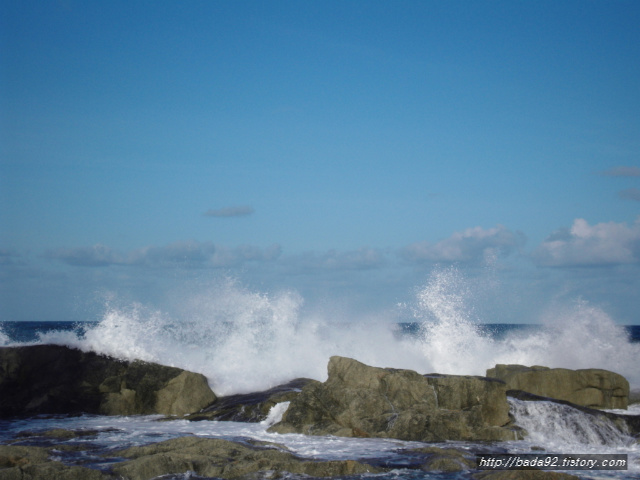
401, 225, 524, 265
46, 241, 282, 269
45, 244, 124, 267
533, 218, 640, 267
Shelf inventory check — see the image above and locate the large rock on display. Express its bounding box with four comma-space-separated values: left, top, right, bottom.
487, 364, 629, 409
0, 345, 216, 417
111, 436, 382, 480
0, 445, 112, 480
269, 356, 521, 442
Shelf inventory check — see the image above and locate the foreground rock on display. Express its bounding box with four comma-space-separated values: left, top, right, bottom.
269, 356, 521, 441
111, 436, 381, 480
0, 345, 216, 417
0, 439, 585, 480
487, 364, 629, 409
0, 445, 110, 480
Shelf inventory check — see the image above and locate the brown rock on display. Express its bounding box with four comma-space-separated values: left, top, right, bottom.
487, 364, 629, 409
0, 445, 110, 480
111, 436, 382, 480
410, 446, 475, 472
269, 356, 521, 442
0, 345, 216, 417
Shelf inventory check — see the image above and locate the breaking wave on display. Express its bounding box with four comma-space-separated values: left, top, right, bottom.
20, 268, 640, 395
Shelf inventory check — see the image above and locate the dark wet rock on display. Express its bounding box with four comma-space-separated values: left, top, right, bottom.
0, 445, 50, 467
110, 435, 382, 480
184, 378, 311, 422
474, 470, 581, 480
269, 356, 522, 441
409, 446, 476, 472
0, 345, 216, 417
0, 445, 111, 479
507, 389, 640, 436
487, 364, 629, 409
19, 429, 102, 440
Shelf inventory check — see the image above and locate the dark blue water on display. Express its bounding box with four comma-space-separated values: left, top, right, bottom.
395, 322, 640, 343
4, 320, 640, 345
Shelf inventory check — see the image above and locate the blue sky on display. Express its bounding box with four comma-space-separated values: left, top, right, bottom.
1, 0, 639, 323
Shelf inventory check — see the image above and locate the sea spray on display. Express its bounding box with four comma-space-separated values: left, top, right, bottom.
25, 269, 640, 395
508, 398, 634, 449
411, 266, 495, 374
260, 401, 291, 427
408, 267, 640, 387
487, 300, 640, 387
0, 324, 9, 346
37, 279, 426, 395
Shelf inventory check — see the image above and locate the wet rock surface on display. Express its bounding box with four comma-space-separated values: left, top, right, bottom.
487, 364, 629, 409
184, 377, 311, 422
0, 444, 112, 480
0, 345, 216, 417
110, 436, 383, 480
269, 356, 521, 441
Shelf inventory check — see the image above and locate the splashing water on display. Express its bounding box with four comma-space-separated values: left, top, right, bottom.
486, 300, 640, 387
260, 401, 291, 427
412, 266, 492, 374
509, 398, 635, 450
407, 266, 640, 387
37, 278, 425, 395
0, 324, 9, 346
26, 269, 640, 394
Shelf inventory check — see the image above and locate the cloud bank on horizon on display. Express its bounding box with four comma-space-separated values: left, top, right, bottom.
34, 215, 640, 271
1, 2, 639, 323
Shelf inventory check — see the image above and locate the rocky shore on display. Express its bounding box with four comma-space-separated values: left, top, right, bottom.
0, 345, 216, 417
0, 431, 586, 480
267, 356, 522, 441
0, 345, 637, 480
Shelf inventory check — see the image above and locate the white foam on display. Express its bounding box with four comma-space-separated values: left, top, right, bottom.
410, 267, 640, 388
34, 269, 640, 395
0, 324, 9, 346
509, 398, 635, 450
260, 401, 290, 427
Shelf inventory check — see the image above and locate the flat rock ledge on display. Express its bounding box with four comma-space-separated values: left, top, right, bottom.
0, 445, 107, 480
0, 437, 382, 480
111, 436, 382, 480
0, 345, 216, 417
487, 364, 629, 410
268, 356, 523, 442
0, 436, 583, 480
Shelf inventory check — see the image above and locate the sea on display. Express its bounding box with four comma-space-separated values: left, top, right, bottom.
1, 268, 639, 479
